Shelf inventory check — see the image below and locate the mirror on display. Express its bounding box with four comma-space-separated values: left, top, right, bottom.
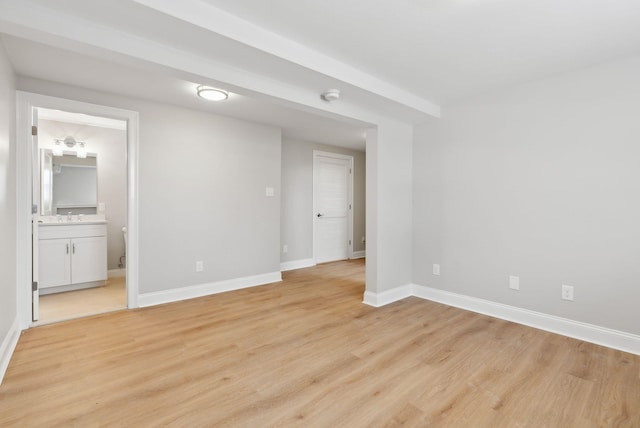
40, 149, 98, 215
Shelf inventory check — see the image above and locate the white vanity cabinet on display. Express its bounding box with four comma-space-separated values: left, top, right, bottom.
38, 223, 107, 292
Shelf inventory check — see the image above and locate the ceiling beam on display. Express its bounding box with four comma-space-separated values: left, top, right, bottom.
131, 0, 441, 118
0, 0, 437, 125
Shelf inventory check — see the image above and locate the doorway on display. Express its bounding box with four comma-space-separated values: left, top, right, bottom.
313, 150, 354, 263
16, 92, 139, 329
33, 108, 128, 324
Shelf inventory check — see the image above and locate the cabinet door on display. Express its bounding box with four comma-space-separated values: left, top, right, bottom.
39, 239, 71, 288
71, 236, 107, 284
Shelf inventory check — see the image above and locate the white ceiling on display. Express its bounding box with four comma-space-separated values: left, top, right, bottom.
201, 0, 640, 105
1, 0, 640, 145
2, 35, 369, 150
16, 0, 439, 117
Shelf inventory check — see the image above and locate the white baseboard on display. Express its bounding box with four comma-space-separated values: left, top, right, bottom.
108, 268, 126, 278
138, 271, 282, 307
362, 283, 640, 355
0, 318, 21, 385
412, 284, 640, 356
351, 251, 366, 259
363, 284, 412, 307
39, 280, 105, 295
280, 258, 316, 272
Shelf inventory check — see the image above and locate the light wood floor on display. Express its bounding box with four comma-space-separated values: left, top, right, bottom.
1, 260, 639, 427
37, 277, 126, 325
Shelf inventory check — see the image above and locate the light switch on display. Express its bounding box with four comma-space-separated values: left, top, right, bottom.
265, 187, 275, 197
98, 202, 106, 212
433, 264, 440, 275
509, 275, 520, 290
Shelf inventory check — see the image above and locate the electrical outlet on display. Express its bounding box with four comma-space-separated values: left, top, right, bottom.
283, 244, 288, 253
433, 264, 440, 275
561, 284, 574, 301
509, 275, 520, 290
196, 261, 204, 272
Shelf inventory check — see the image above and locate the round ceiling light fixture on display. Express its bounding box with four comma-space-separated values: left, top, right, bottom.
196, 85, 229, 101
321, 89, 340, 102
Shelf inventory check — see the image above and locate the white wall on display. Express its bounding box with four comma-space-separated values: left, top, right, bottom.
0, 39, 16, 350
413, 55, 640, 335
280, 139, 365, 264
18, 77, 282, 294
367, 120, 414, 293
38, 119, 127, 271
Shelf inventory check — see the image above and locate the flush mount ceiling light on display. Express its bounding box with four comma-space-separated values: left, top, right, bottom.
321, 89, 340, 102
196, 85, 229, 101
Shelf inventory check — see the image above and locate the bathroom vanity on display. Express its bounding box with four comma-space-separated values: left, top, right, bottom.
37, 148, 108, 295
38, 222, 107, 294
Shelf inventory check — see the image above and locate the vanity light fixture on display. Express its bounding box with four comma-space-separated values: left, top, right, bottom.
196, 85, 229, 101
53, 136, 88, 158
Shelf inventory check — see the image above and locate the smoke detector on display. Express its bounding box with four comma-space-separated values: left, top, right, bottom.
321, 89, 340, 102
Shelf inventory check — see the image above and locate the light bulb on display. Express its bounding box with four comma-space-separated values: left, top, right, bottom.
52, 140, 63, 156
76, 142, 87, 158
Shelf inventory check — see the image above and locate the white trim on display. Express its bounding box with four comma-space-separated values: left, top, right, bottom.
0, 318, 21, 385
16, 92, 140, 329
38, 108, 127, 130
138, 272, 282, 307
412, 284, 640, 356
362, 284, 412, 307
362, 283, 640, 355
351, 250, 366, 259
313, 150, 354, 263
126, 107, 140, 310
280, 258, 316, 272
108, 268, 126, 278
16, 93, 32, 329
39, 281, 105, 295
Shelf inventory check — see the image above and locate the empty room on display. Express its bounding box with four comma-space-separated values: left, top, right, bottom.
1, 1, 639, 426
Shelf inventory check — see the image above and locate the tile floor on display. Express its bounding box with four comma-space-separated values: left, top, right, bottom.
37, 277, 126, 325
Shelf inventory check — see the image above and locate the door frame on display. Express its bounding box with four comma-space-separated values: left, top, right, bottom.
16, 91, 139, 329
312, 150, 354, 264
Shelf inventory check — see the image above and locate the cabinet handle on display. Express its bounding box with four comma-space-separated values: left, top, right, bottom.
72, 243, 75, 254
66, 243, 69, 254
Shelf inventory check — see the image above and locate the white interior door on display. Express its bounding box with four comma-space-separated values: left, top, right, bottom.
314, 152, 353, 263
31, 107, 39, 321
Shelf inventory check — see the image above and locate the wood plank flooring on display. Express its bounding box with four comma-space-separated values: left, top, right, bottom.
1, 259, 639, 427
